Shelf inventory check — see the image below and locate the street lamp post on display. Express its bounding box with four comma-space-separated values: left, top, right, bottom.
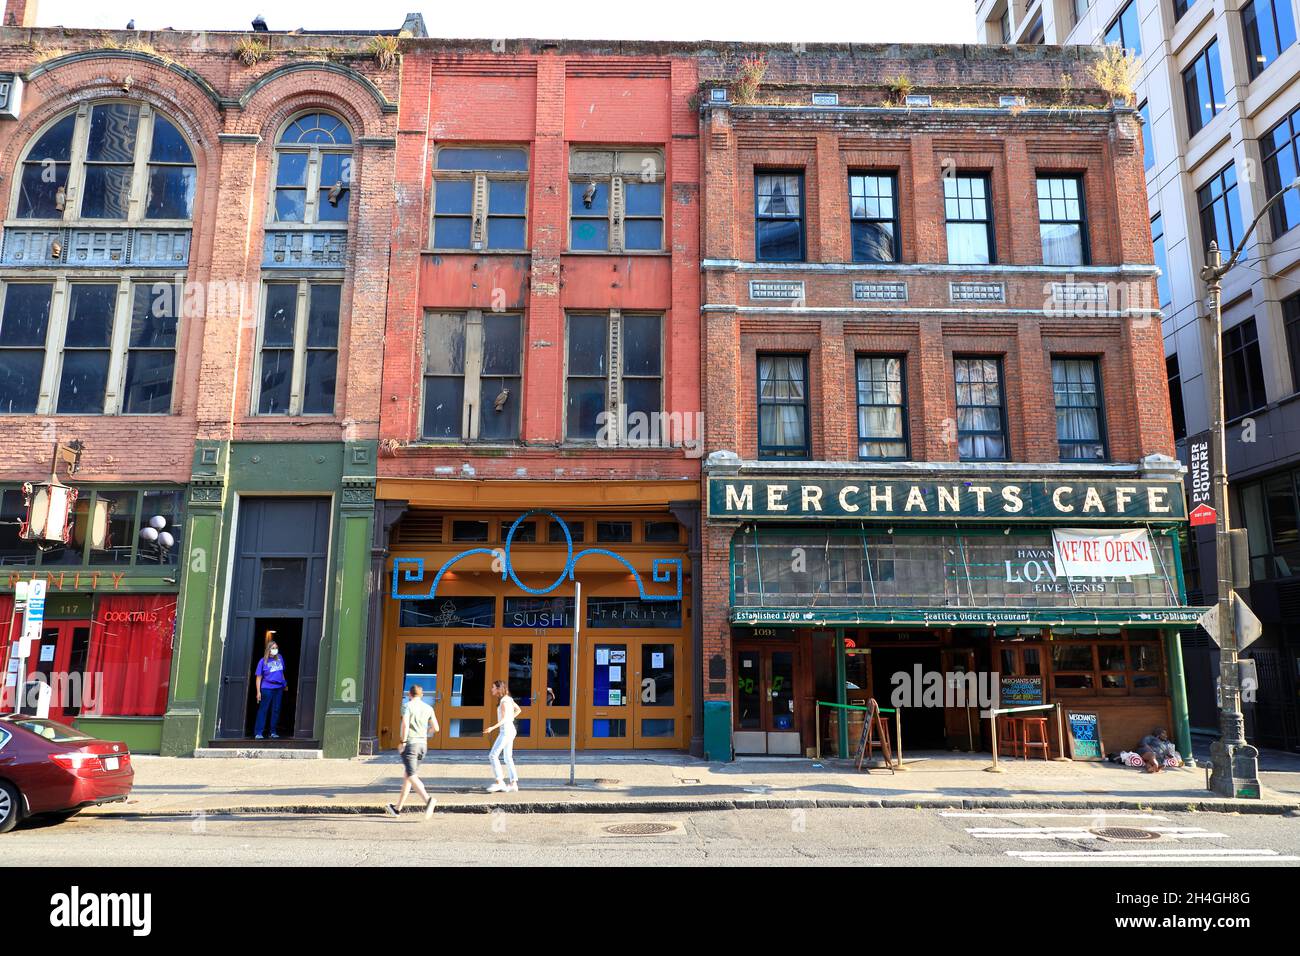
1198, 176, 1299, 797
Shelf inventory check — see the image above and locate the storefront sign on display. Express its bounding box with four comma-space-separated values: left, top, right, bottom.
999, 675, 1043, 707
586, 598, 682, 628
1051, 528, 1155, 578
504, 596, 574, 629
708, 477, 1186, 522
729, 606, 1208, 627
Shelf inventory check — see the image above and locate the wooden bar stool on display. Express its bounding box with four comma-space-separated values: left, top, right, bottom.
1021, 717, 1050, 761
997, 716, 1022, 758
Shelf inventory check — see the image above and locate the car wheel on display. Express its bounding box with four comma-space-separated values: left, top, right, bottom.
0, 781, 21, 834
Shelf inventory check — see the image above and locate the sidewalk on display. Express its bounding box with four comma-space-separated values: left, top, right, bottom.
86, 750, 1300, 817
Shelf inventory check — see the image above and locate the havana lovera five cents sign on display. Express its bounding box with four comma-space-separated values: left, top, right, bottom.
707, 477, 1186, 523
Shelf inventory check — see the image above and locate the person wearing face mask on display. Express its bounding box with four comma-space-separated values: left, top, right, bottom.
254, 639, 289, 740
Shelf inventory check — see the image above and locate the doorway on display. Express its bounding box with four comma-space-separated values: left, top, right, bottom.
870, 645, 947, 750
240, 618, 303, 739
25, 620, 92, 721
733, 643, 801, 755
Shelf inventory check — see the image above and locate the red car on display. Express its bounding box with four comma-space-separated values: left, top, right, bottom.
0, 716, 133, 833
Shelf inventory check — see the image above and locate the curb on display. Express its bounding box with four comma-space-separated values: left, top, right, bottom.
90, 796, 1300, 818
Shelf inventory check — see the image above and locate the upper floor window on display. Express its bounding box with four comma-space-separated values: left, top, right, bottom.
0, 279, 178, 415
1073, 0, 1092, 27
1151, 214, 1171, 308
856, 355, 908, 459
1000, 7, 1012, 43
569, 149, 664, 253
1183, 39, 1226, 137
15, 103, 195, 222
1052, 357, 1108, 461
757, 354, 809, 458
1139, 101, 1155, 171
423, 310, 522, 441
565, 312, 662, 441
1261, 106, 1300, 238
1166, 353, 1187, 441
271, 112, 352, 226
1174, 0, 1194, 20
1244, 0, 1297, 81
1037, 175, 1090, 266
1197, 163, 1243, 256
954, 356, 1007, 461
432, 146, 529, 251
849, 172, 899, 263
1223, 318, 1267, 420
1285, 293, 1300, 398
944, 173, 995, 265
254, 281, 340, 416
755, 172, 805, 262
1105, 1, 1141, 55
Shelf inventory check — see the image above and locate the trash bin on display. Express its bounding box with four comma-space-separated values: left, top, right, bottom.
703, 700, 732, 762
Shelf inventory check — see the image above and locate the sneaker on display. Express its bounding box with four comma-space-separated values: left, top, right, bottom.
384, 803, 399, 817
507, 782, 519, 792
270, 734, 280, 739
424, 797, 437, 819
487, 781, 508, 793
254, 735, 264, 740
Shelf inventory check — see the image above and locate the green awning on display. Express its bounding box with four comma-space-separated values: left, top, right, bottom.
728, 606, 1209, 628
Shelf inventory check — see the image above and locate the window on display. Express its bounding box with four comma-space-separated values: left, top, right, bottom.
1151, 214, 1171, 308
1139, 101, 1155, 171
1183, 39, 1226, 137
755, 172, 805, 262
1037, 175, 1089, 265
856, 355, 908, 459
1073, 0, 1092, 26
1285, 293, 1300, 394
565, 312, 661, 440
422, 310, 522, 441
849, 172, 900, 262
0, 484, 183, 567
1053, 358, 1107, 461
271, 112, 352, 225
1243, 0, 1296, 80
1049, 633, 1163, 695
757, 354, 809, 458
569, 149, 664, 253
255, 281, 340, 415
1000, 7, 1012, 43
15, 103, 195, 221
1240, 468, 1300, 578
0, 279, 178, 415
1261, 106, 1300, 238
1105, 1, 1141, 55
944, 174, 995, 264
1223, 318, 1267, 419
1174, 0, 1194, 20
1167, 353, 1188, 441
954, 357, 1007, 460
432, 146, 529, 250
1197, 163, 1243, 256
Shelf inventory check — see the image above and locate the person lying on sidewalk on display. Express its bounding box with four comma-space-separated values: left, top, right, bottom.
1137, 727, 1182, 773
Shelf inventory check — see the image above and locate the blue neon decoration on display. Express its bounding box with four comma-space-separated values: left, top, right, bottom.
391, 510, 683, 602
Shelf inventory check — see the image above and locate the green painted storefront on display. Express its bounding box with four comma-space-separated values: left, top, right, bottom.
160, 439, 376, 757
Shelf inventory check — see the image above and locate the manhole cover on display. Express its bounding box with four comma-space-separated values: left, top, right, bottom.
1089, 827, 1162, 841
593, 778, 621, 786
604, 822, 676, 836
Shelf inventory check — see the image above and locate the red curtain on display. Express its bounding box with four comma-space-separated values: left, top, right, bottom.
0, 595, 13, 711
86, 595, 176, 717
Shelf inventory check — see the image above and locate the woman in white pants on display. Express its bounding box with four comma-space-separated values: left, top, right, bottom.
485, 680, 521, 792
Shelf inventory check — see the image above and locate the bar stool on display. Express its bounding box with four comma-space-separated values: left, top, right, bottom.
997, 716, 1022, 758
1021, 716, 1050, 761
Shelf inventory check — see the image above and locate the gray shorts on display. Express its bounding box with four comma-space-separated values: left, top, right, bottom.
401, 742, 427, 777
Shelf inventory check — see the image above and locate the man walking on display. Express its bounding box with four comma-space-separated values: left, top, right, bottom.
386, 685, 439, 818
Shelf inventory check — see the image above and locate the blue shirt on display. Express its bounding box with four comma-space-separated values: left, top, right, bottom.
257, 656, 287, 690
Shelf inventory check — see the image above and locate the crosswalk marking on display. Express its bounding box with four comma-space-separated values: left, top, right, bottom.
1008, 848, 1300, 862
964, 825, 1227, 839
940, 811, 1168, 820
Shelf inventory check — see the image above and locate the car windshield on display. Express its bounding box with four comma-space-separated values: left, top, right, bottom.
1, 717, 94, 744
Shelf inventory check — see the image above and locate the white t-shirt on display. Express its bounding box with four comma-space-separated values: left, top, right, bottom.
497, 695, 518, 737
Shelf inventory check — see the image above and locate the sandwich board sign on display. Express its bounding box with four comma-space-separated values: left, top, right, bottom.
1066, 711, 1104, 761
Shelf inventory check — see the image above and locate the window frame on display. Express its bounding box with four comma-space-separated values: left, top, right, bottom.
430, 144, 530, 252
1167, 352, 1188, 441
848, 170, 901, 263
420, 309, 524, 443
1222, 317, 1268, 421
943, 172, 996, 265
10, 100, 196, 226
1104, 1, 1141, 55
1051, 356, 1109, 462
1151, 213, 1171, 308
1261, 107, 1300, 239
1197, 162, 1243, 258
0, 276, 180, 416
567, 148, 666, 254
756, 352, 811, 459
1284, 293, 1300, 396
251, 279, 342, 417
563, 310, 664, 443
267, 111, 353, 228
1242, 0, 1297, 82
754, 170, 806, 263
954, 355, 1009, 462
854, 353, 909, 460
1182, 38, 1226, 138
1036, 173, 1091, 266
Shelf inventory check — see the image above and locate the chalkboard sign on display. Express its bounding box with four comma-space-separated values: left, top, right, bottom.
1066, 711, 1104, 761
999, 675, 1043, 707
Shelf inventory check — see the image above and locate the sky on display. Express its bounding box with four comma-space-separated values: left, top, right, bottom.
36, 0, 978, 44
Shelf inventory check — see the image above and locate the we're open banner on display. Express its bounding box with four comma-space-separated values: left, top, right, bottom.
1052, 528, 1155, 578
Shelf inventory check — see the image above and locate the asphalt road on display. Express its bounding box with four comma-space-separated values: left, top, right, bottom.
3, 807, 1298, 866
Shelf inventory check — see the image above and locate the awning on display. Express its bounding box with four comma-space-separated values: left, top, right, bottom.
729, 606, 1210, 628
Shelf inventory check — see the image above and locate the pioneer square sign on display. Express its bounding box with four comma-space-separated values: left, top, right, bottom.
707, 477, 1187, 523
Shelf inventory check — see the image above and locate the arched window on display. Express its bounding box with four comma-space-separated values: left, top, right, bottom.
13, 102, 196, 222
271, 112, 352, 225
